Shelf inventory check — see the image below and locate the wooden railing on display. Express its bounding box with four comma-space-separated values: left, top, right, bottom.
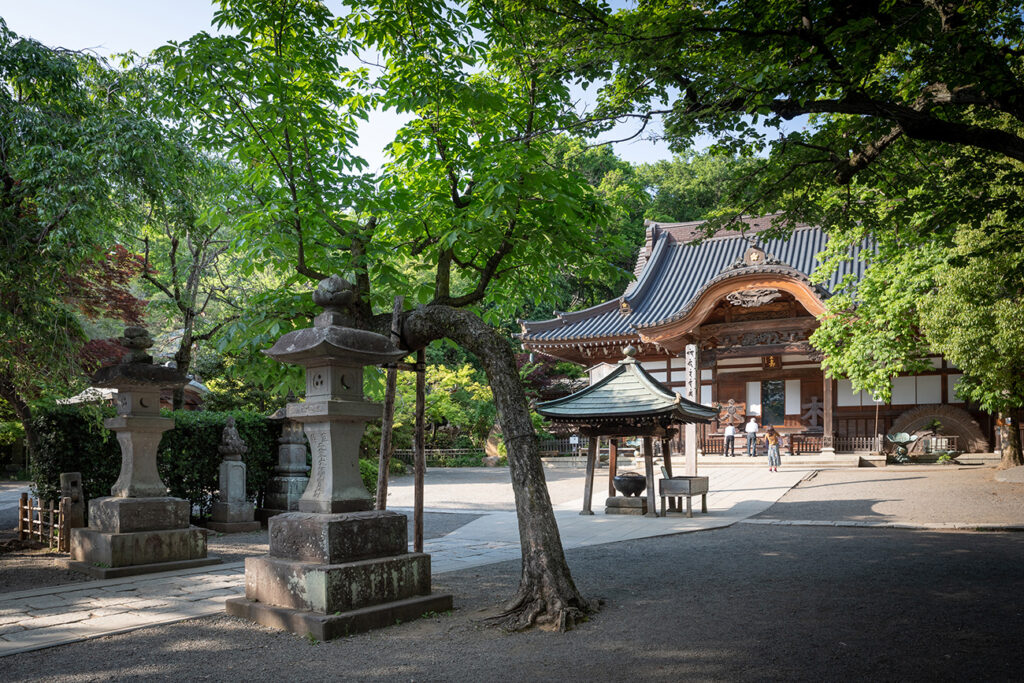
392, 448, 486, 466
791, 434, 823, 455
538, 436, 589, 456
18, 493, 70, 552
923, 435, 960, 453
834, 435, 881, 453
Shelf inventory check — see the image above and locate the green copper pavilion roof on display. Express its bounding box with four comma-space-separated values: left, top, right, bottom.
536, 356, 717, 425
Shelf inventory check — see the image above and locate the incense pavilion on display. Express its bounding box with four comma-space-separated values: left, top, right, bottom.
520, 215, 993, 459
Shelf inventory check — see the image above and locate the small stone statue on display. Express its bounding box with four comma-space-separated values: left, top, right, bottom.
219, 417, 249, 461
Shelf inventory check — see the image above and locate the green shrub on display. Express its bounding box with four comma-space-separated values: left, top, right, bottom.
359, 458, 378, 493
30, 404, 279, 518
389, 459, 407, 475
159, 410, 278, 516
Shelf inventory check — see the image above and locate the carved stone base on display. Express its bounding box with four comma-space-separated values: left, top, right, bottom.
209, 500, 258, 533
225, 592, 453, 641
70, 526, 216, 574
604, 496, 648, 515
229, 509, 450, 638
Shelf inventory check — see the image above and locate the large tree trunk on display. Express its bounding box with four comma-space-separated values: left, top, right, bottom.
1000, 409, 1024, 469
403, 304, 595, 631
171, 321, 194, 411
0, 373, 40, 469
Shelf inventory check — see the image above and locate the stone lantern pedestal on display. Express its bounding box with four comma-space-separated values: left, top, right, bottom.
226, 276, 451, 639
69, 327, 220, 579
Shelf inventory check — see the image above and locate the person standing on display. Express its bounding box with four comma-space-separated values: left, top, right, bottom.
765, 426, 781, 471
745, 418, 759, 456
723, 423, 736, 456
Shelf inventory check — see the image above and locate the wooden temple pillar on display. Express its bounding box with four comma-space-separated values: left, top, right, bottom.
642, 436, 658, 518
821, 373, 835, 455
580, 436, 597, 515
683, 343, 700, 476
607, 437, 618, 498
661, 436, 673, 478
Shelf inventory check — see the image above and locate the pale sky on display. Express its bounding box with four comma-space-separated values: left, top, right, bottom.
0, 1, 685, 168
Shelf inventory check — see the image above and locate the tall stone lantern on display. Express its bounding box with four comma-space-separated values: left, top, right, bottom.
226, 276, 452, 640
69, 327, 220, 578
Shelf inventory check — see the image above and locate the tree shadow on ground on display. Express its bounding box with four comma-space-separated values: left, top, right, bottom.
5, 524, 1023, 681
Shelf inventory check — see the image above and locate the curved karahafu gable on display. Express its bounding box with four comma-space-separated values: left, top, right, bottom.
519, 216, 868, 363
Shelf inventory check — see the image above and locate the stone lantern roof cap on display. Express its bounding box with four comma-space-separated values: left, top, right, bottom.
264, 275, 407, 368
90, 326, 187, 389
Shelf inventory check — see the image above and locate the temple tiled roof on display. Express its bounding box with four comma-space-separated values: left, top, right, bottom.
536, 356, 718, 424
521, 218, 867, 343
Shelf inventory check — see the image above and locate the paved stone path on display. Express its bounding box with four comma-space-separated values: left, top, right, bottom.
0, 482, 29, 531
0, 467, 803, 657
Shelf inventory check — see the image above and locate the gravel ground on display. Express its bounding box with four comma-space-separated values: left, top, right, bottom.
3, 524, 1023, 682
3, 466, 1023, 681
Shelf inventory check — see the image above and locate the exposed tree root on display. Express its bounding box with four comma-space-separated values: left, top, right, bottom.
484, 587, 601, 633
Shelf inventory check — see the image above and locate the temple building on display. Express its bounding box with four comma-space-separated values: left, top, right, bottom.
519, 215, 993, 458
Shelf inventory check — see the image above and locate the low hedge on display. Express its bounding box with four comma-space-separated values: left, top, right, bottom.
30, 404, 280, 518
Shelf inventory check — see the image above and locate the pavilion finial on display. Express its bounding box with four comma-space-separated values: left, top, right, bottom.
621, 344, 638, 362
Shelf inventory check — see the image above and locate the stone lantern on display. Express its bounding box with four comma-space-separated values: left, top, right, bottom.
226, 276, 452, 640
257, 391, 311, 523
69, 327, 219, 578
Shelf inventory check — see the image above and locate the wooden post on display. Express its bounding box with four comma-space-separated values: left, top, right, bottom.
608, 438, 618, 498
643, 436, 658, 517
581, 436, 597, 515
59, 497, 70, 552
684, 344, 700, 476
414, 348, 426, 553
18, 492, 27, 541
822, 374, 835, 454
661, 437, 674, 478
48, 500, 55, 548
375, 295, 405, 511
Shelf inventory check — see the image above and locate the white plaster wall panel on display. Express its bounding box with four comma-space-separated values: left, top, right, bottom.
836, 379, 862, 407
588, 363, 615, 385
670, 358, 686, 369
700, 385, 712, 406
891, 376, 916, 405
781, 354, 810, 362
649, 371, 668, 383
785, 380, 801, 414
917, 375, 942, 403
642, 360, 667, 371
717, 358, 754, 366
701, 369, 713, 381
929, 357, 943, 369
947, 374, 965, 403
746, 381, 762, 415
